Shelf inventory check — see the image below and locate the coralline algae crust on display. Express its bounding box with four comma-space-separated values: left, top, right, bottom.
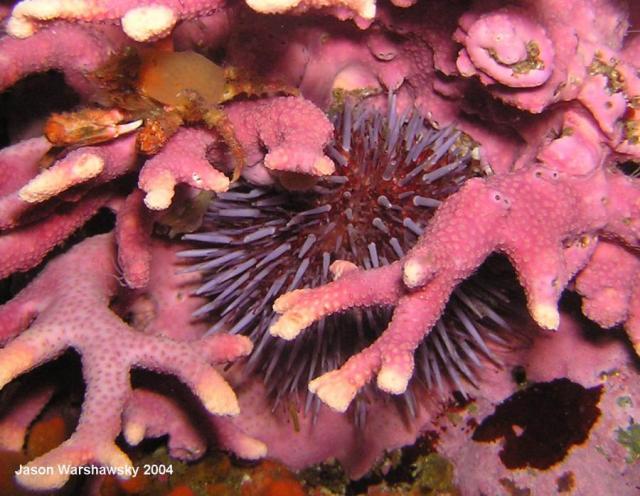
0, 0, 639, 494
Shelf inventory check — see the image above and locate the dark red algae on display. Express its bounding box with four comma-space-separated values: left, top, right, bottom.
472, 378, 602, 470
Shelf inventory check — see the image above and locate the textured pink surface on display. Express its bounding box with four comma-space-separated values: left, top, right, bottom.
272, 107, 639, 410
115, 238, 269, 460
122, 389, 207, 461
438, 314, 640, 495
575, 240, 640, 350
0, 0, 639, 493
6, 0, 224, 40
0, 234, 252, 490
0, 191, 111, 280
455, 7, 554, 88
0, 135, 136, 231
226, 96, 335, 182
0, 23, 129, 96
0, 137, 51, 196
114, 189, 155, 289
138, 128, 229, 210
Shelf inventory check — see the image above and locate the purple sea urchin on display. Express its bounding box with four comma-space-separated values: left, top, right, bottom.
180, 95, 520, 421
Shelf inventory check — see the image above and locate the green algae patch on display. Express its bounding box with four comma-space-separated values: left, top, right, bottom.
413, 453, 458, 495
617, 421, 640, 463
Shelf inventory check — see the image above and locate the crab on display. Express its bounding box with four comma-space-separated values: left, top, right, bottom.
43, 45, 299, 180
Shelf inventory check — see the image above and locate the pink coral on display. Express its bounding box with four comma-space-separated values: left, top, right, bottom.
0, 136, 136, 230
575, 240, 640, 350
0, 190, 112, 279
439, 314, 640, 495
0, 43, 333, 288
0, 234, 252, 489
114, 189, 155, 289
6, 0, 224, 41
226, 96, 335, 182
122, 390, 207, 461
0, 23, 129, 97
138, 128, 230, 210
5, 0, 379, 41
0, 133, 136, 281
272, 107, 640, 411
1, 0, 640, 493
455, 7, 555, 88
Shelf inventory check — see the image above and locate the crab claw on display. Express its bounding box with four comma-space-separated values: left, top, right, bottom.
44, 109, 143, 147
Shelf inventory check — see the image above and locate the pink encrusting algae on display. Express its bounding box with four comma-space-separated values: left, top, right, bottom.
180, 97, 523, 426
0, 0, 639, 494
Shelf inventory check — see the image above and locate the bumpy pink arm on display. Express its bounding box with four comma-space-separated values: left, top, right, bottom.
271, 262, 403, 340
575, 240, 640, 353
115, 189, 154, 289
122, 383, 269, 462
138, 128, 230, 210
310, 281, 452, 412
0, 137, 51, 196
0, 135, 137, 230
244, 0, 376, 20
6, 0, 225, 41
0, 191, 111, 280
118, 238, 268, 460
401, 167, 603, 324
0, 23, 127, 95
7, 0, 376, 39
271, 109, 640, 412
122, 389, 268, 460
23, 136, 138, 203
0, 138, 53, 230
212, 417, 268, 460
0, 233, 252, 491
226, 96, 335, 182
122, 389, 206, 461
0, 134, 139, 280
